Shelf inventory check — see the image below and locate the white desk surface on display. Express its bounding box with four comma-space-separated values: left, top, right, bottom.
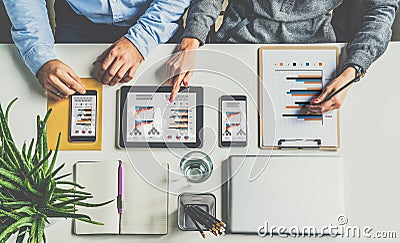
1, 42, 400, 243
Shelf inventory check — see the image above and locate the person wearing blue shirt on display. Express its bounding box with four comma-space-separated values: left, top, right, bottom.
2, 0, 191, 101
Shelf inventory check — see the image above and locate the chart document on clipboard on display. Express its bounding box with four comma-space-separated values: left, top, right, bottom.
259, 46, 340, 149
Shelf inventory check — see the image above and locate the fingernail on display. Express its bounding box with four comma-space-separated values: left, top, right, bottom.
169, 97, 173, 103
313, 98, 319, 103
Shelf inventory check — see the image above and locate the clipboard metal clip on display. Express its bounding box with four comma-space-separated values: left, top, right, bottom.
277, 139, 321, 149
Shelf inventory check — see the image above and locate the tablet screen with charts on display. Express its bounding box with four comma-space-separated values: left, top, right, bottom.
118, 86, 203, 148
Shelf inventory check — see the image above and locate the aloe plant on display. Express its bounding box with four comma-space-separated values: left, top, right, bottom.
0, 98, 111, 243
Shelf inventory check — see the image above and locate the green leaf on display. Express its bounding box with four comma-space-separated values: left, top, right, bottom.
42, 229, 46, 243
42, 127, 49, 171
5, 97, 18, 123
2, 139, 20, 171
0, 156, 13, 172
0, 178, 19, 191
27, 138, 35, 162
42, 109, 52, 127
0, 137, 5, 159
14, 206, 37, 216
28, 217, 37, 243
75, 217, 104, 225
0, 216, 32, 242
22, 141, 28, 163
51, 163, 65, 178
16, 226, 28, 243
0, 167, 23, 186
1, 201, 32, 208
0, 208, 21, 221
35, 115, 43, 162
56, 180, 85, 189
26, 150, 52, 179
53, 172, 72, 181
36, 217, 46, 243
40, 208, 90, 220
73, 199, 114, 208
0, 191, 15, 202
24, 179, 42, 197
52, 193, 89, 200
46, 133, 60, 176
0, 103, 15, 146
0, 138, 4, 157
4, 138, 33, 176
40, 180, 56, 207
52, 196, 94, 208
54, 187, 91, 196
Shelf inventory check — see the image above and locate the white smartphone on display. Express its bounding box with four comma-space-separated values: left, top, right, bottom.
219, 95, 247, 147
69, 90, 97, 142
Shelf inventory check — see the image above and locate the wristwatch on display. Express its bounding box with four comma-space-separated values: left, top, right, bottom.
344, 63, 366, 82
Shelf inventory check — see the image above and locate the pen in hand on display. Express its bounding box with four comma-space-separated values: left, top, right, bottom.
312, 73, 363, 105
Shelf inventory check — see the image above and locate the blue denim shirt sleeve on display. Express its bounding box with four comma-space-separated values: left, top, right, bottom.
3, 0, 57, 75
3, 0, 190, 75
124, 0, 191, 59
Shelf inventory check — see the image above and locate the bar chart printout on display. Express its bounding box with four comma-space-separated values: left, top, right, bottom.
282, 70, 324, 123
260, 47, 339, 148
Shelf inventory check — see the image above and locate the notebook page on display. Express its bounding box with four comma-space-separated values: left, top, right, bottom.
74, 161, 119, 234
120, 162, 168, 234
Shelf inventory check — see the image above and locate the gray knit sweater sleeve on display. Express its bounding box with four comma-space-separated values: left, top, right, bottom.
344, 0, 399, 71
182, 0, 224, 45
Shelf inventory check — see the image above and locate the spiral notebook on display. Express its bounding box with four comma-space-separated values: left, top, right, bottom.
73, 160, 169, 235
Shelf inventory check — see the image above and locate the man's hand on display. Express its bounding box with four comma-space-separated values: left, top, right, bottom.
308, 67, 356, 114
37, 59, 86, 101
166, 37, 200, 102
93, 37, 144, 86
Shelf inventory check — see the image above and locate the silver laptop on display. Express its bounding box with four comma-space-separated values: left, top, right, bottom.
223, 155, 344, 235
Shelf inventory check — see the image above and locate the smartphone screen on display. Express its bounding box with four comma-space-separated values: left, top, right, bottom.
69, 90, 97, 142
220, 95, 247, 147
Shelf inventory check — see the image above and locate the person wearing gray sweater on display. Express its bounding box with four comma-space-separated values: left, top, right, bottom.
167, 0, 398, 114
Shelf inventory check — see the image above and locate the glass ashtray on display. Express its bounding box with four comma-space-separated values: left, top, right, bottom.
177, 193, 216, 231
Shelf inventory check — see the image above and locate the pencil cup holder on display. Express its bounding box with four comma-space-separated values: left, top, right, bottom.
177, 193, 216, 231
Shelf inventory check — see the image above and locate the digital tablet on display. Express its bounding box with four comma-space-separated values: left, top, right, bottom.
118, 86, 203, 148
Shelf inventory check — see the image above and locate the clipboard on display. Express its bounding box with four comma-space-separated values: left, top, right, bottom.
258, 46, 340, 150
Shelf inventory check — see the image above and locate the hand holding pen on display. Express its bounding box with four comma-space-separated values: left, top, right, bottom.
308, 67, 363, 114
